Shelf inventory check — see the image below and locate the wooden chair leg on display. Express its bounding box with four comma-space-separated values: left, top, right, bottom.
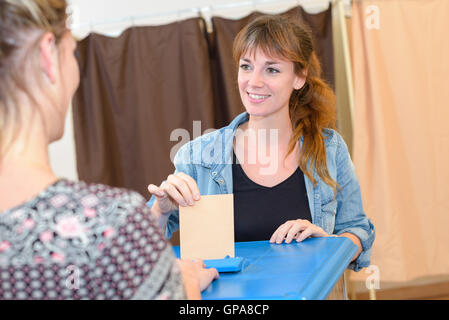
369, 286, 377, 300
345, 270, 357, 300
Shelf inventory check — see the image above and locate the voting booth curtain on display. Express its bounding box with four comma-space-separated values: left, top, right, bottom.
350, 0, 449, 283
72, 5, 335, 198
72, 18, 215, 197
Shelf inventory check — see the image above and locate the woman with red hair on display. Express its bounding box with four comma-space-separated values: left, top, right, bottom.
148, 15, 375, 272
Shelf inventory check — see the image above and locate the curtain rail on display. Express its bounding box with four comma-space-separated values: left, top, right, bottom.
70, 0, 344, 31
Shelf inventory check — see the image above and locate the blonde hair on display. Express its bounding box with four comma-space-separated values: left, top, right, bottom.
233, 15, 339, 197
0, 0, 68, 156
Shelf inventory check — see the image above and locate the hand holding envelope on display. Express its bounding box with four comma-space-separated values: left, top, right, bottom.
148, 172, 228, 291
148, 172, 201, 223
148, 172, 235, 260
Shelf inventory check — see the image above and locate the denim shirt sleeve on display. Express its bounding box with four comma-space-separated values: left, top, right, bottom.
146, 142, 193, 239
333, 134, 375, 272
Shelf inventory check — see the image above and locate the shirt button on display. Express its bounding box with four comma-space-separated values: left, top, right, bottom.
211, 171, 217, 176
218, 178, 224, 184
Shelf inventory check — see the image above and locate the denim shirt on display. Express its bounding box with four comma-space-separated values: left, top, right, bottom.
147, 112, 375, 271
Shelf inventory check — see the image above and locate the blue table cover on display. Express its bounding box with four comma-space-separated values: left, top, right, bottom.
173, 237, 357, 300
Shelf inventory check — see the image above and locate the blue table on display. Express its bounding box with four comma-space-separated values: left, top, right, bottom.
173, 237, 357, 300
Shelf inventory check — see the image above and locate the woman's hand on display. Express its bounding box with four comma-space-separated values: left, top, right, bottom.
269, 219, 330, 244
148, 172, 201, 218
177, 258, 219, 299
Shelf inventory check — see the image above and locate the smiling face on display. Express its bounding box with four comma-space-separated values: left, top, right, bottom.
238, 48, 305, 119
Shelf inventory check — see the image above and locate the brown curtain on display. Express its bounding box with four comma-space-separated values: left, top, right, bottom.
210, 5, 335, 127
73, 18, 215, 197
350, 0, 449, 283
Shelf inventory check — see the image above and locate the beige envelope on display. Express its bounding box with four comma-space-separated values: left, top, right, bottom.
180, 194, 235, 260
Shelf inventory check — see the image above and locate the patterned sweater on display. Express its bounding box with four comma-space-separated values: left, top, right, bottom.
0, 179, 185, 299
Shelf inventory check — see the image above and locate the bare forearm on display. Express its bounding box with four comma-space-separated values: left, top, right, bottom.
339, 232, 363, 262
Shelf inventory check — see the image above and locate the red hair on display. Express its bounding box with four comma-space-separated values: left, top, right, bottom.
233, 15, 339, 196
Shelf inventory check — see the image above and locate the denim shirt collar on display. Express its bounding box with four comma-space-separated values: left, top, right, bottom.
213, 111, 248, 170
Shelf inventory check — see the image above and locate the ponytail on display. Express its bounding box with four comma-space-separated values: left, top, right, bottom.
287, 52, 339, 198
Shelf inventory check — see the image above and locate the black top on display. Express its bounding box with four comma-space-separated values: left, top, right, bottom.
232, 151, 312, 242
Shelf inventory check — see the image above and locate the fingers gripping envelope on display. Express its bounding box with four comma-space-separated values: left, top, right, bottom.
180, 194, 244, 272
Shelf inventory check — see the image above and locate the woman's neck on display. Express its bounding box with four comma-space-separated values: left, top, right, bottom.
234, 107, 299, 173
245, 107, 294, 148
0, 122, 57, 212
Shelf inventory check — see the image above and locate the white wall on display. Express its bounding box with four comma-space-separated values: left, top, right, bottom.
51, 0, 348, 180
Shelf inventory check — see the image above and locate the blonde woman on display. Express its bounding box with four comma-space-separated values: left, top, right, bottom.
0, 0, 217, 300
148, 15, 375, 271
